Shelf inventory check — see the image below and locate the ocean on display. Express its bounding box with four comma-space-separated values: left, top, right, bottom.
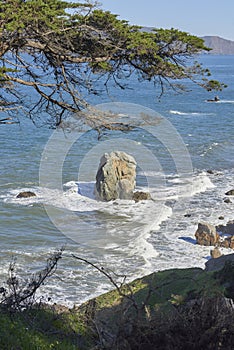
0, 55, 233, 306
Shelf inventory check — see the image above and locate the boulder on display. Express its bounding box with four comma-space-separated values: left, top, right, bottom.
132, 191, 152, 203
210, 247, 222, 259
95, 151, 136, 201
195, 221, 234, 250
16, 191, 36, 198
219, 236, 234, 249
205, 253, 234, 271
224, 198, 232, 203
195, 222, 219, 246
225, 189, 234, 196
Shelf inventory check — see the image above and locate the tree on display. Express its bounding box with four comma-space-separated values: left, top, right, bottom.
0, 0, 226, 127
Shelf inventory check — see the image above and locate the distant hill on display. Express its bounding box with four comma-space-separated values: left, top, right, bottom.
202, 36, 234, 55
142, 28, 234, 55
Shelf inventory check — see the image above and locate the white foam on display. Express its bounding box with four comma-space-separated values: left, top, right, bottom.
2, 170, 231, 306
218, 100, 234, 103
155, 172, 215, 201
169, 110, 214, 116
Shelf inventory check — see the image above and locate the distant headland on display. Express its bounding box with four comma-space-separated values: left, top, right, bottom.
201, 36, 234, 55
142, 27, 234, 54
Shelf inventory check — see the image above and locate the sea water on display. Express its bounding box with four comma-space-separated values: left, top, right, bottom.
0, 55, 234, 306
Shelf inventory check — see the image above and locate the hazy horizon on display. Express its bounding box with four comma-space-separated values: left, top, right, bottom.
100, 0, 234, 42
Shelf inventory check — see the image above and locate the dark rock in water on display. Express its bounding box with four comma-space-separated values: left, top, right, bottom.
16, 191, 36, 198
216, 220, 234, 249
132, 191, 152, 203
218, 216, 224, 220
195, 222, 219, 246
225, 189, 234, 196
205, 253, 234, 271
216, 220, 234, 235
95, 151, 136, 201
184, 213, 191, 218
224, 198, 232, 203
207, 169, 214, 174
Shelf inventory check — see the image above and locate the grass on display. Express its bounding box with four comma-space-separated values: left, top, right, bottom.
0, 263, 233, 349
0, 306, 93, 350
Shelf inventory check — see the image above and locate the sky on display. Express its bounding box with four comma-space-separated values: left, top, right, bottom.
99, 0, 234, 41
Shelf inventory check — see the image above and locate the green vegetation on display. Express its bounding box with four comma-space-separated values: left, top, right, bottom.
0, 0, 226, 127
0, 306, 92, 349
0, 262, 233, 349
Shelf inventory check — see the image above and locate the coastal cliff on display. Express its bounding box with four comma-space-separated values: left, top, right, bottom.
0, 254, 233, 349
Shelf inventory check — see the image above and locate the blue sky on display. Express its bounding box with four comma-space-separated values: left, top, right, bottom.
99, 0, 234, 41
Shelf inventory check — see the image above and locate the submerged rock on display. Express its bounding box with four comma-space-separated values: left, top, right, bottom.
95, 151, 136, 201
16, 191, 36, 198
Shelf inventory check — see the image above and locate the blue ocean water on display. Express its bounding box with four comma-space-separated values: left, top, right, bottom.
0, 55, 233, 305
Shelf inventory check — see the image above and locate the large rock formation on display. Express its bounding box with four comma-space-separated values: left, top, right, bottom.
95, 151, 136, 201
195, 221, 234, 249
195, 222, 219, 246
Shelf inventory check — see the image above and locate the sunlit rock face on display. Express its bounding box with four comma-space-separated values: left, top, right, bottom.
95, 151, 136, 201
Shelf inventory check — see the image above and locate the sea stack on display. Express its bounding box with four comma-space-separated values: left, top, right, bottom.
95, 151, 136, 201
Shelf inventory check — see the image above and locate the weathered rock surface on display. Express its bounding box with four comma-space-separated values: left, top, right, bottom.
195, 221, 234, 249
16, 191, 36, 198
195, 222, 219, 246
95, 151, 136, 201
132, 191, 152, 202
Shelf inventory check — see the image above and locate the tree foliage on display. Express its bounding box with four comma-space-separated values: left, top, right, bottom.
0, 0, 226, 127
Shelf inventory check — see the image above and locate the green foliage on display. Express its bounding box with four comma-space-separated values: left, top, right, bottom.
204, 79, 228, 91
0, 0, 76, 32
0, 264, 233, 349
0, 66, 16, 81
0, 0, 227, 126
